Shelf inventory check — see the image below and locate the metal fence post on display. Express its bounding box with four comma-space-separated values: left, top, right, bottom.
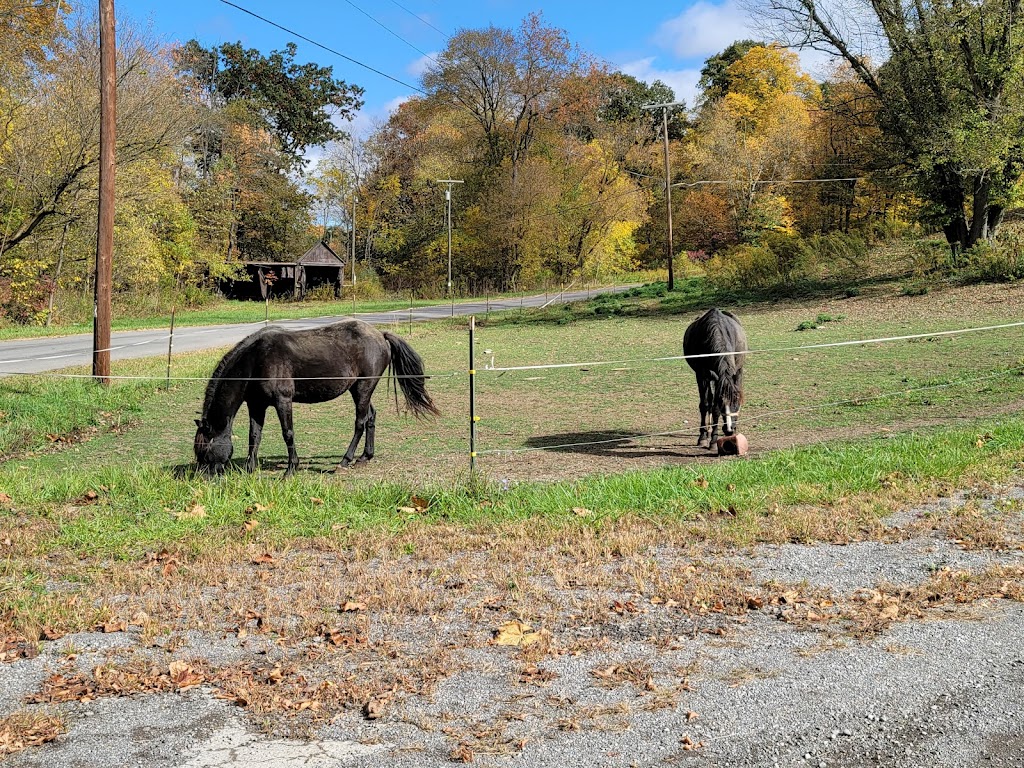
165, 306, 176, 391
469, 316, 477, 474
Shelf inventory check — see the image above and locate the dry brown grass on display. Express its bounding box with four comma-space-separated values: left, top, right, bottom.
907, 499, 1024, 551
0, 711, 64, 757
4, 483, 1024, 746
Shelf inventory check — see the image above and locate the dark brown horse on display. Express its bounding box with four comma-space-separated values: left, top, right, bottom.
683, 308, 747, 448
194, 319, 439, 477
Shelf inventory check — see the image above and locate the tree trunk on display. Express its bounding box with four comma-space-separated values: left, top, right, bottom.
967, 174, 992, 248
987, 204, 1005, 238
934, 167, 969, 260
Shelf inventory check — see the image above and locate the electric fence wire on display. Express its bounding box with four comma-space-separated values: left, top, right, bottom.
476, 363, 1024, 456
2, 320, 1023, 381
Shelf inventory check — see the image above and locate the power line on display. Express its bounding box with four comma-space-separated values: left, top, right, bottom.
387, 0, 449, 39
340, 0, 439, 65
217, 0, 427, 96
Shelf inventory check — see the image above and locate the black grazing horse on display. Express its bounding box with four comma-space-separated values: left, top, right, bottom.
194, 318, 439, 477
683, 308, 747, 448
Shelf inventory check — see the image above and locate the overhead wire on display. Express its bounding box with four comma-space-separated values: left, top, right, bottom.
339, 0, 439, 65
217, 0, 428, 95
386, 0, 450, 39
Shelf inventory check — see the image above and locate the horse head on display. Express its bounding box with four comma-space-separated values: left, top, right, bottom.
194, 418, 233, 475
713, 371, 744, 436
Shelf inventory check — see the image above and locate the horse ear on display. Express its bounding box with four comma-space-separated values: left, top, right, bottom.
195, 419, 203, 428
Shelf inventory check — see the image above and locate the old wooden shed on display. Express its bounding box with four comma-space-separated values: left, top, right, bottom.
219, 242, 347, 300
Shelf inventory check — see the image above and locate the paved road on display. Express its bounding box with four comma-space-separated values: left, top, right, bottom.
0, 287, 632, 376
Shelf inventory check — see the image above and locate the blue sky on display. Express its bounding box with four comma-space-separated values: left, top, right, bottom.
114, 0, 781, 132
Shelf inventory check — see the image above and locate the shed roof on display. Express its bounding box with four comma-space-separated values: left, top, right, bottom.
297, 242, 345, 266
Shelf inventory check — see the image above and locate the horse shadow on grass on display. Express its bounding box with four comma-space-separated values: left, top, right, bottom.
522, 430, 712, 460
171, 454, 366, 478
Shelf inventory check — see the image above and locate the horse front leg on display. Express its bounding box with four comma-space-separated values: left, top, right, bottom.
707, 381, 722, 448
246, 404, 267, 473
696, 376, 712, 448
273, 398, 299, 478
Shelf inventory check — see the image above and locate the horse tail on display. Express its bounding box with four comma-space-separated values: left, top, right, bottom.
382, 332, 441, 418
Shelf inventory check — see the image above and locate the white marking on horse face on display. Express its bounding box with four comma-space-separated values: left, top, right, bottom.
724, 408, 739, 434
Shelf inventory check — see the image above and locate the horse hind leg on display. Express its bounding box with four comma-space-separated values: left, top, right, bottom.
340, 383, 374, 468
360, 403, 376, 462
273, 397, 299, 478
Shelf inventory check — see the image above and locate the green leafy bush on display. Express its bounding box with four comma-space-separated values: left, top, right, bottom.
705, 233, 818, 291
960, 225, 1024, 283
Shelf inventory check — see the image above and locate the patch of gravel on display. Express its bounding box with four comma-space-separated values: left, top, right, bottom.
746, 537, 1022, 594
6, 691, 233, 768
4, 483, 1024, 767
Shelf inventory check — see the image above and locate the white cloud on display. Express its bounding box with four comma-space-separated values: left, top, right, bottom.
651, 3, 840, 85
407, 52, 439, 78
621, 57, 702, 110
655, 1, 755, 60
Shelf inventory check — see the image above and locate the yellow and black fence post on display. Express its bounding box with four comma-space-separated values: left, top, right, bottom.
469, 316, 478, 474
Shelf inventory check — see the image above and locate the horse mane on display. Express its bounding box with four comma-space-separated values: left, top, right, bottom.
200, 330, 262, 420
707, 311, 746, 405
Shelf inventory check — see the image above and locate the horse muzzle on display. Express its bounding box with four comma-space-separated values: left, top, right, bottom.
724, 409, 740, 435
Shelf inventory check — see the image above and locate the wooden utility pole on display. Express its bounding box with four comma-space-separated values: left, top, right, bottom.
641, 101, 684, 292
93, 0, 116, 384
350, 191, 357, 287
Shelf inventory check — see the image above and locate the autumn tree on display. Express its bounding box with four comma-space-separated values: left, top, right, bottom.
174, 40, 364, 262
759, 0, 1024, 254
1, 16, 190, 255
687, 45, 818, 242
423, 12, 581, 178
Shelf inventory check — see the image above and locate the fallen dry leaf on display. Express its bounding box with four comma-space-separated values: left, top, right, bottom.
175, 504, 206, 520
680, 734, 704, 751
591, 665, 620, 680
241, 518, 260, 534
340, 601, 367, 612
364, 696, 388, 720
168, 661, 204, 691
492, 620, 544, 647
0, 712, 64, 757
450, 744, 474, 763
251, 553, 276, 565
572, 507, 594, 517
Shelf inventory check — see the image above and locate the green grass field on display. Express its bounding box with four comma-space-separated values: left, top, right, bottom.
2, 275, 1023, 563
